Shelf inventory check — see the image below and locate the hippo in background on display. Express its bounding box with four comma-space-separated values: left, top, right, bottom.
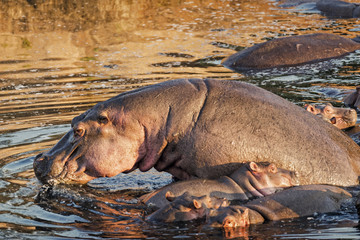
344, 86, 360, 111
141, 162, 298, 209
316, 0, 360, 18
222, 33, 360, 73
33, 79, 360, 187
147, 185, 352, 227
305, 103, 357, 129
277, 0, 360, 18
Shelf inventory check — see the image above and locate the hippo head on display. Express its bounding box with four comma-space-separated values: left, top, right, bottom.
305, 103, 357, 129
208, 206, 250, 229
33, 102, 145, 185
146, 191, 229, 222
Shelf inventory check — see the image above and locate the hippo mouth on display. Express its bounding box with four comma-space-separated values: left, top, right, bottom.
34, 140, 85, 185
330, 116, 355, 129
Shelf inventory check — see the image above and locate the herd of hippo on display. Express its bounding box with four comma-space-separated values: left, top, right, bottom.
33, 0, 360, 231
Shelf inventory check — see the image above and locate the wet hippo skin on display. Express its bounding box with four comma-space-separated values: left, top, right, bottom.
33, 79, 360, 186
316, 0, 360, 18
222, 33, 360, 72
305, 103, 357, 129
208, 185, 352, 227
141, 162, 298, 208
146, 185, 352, 226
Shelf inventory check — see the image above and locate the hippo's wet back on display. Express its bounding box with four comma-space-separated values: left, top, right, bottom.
33, 79, 360, 186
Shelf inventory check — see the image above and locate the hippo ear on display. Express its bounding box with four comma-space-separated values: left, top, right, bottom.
268, 163, 278, 173
305, 104, 317, 114
193, 199, 202, 209
323, 105, 333, 114
165, 191, 176, 202
249, 162, 259, 172
240, 209, 250, 227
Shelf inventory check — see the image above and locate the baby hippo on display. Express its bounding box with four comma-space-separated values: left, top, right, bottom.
208, 185, 352, 228
141, 162, 298, 208
305, 103, 357, 129
146, 191, 229, 222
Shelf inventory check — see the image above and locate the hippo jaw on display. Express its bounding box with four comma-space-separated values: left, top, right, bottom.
33, 104, 146, 185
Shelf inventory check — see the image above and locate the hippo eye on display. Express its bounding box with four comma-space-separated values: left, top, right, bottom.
97, 115, 109, 125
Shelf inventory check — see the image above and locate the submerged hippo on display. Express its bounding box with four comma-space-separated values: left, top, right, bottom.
146, 191, 229, 222
148, 185, 352, 226
33, 79, 360, 186
316, 0, 360, 18
344, 86, 360, 111
141, 162, 297, 208
208, 185, 352, 228
222, 33, 360, 72
305, 103, 357, 129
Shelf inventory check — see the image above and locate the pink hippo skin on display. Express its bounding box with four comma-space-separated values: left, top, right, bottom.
147, 185, 352, 226
141, 162, 298, 208
33, 79, 360, 186
305, 103, 357, 129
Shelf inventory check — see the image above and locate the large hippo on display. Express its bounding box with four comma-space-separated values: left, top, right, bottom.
222, 33, 360, 72
142, 162, 298, 208
305, 103, 357, 129
147, 185, 352, 226
33, 79, 360, 186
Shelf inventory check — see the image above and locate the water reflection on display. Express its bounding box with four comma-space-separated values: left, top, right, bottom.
1, 0, 360, 239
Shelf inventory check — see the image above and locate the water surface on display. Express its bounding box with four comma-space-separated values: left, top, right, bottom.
1, 0, 360, 239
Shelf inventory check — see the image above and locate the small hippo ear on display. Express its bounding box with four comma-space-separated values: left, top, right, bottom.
268, 163, 278, 173
305, 104, 317, 114
165, 191, 176, 202
323, 105, 333, 114
249, 162, 259, 172
193, 199, 202, 209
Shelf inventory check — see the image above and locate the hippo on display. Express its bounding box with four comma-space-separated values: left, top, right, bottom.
305, 103, 357, 129
146, 191, 229, 222
208, 185, 352, 227
344, 86, 360, 111
147, 185, 352, 226
316, 0, 360, 18
141, 162, 298, 208
222, 33, 360, 72
33, 79, 360, 186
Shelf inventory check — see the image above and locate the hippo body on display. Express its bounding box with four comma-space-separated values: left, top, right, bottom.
316, 0, 360, 18
305, 103, 357, 129
34, 79, 360, 186
141, 162, 297, 208
208, 185, 352, 227
222, 33, 360, 72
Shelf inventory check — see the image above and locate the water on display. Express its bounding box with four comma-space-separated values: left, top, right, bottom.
1, 0, 360, 239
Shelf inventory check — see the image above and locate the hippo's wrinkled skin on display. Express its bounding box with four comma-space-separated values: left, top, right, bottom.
344, 86, 360, 111
141, 162, 298, 208
305, 103, 357, 129
148, 185, 352, 226
316, 0, 360, 18
34, 79, 360, 186
146, 192, 229, 222
222, 33, 360, 72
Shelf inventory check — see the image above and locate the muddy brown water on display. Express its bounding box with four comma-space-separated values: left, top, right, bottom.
1, 0, 360, 239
